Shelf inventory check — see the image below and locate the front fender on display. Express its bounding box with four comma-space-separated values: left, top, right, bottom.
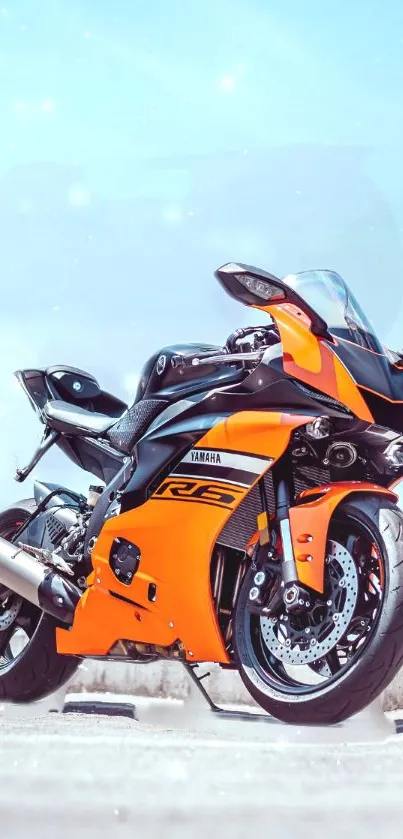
290, 482, 397, 593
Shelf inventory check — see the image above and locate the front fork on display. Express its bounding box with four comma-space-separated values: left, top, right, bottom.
248, 472, 397, 614
275, 479, 312, 611
249, 466, 312, 615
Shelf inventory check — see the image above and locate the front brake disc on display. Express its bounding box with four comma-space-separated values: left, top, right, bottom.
260, 540, 358, 665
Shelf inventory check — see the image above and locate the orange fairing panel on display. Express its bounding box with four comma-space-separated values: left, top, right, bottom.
290, 482, 397, 593
56, 411, 312, 661
194, 410, 314, 457
257, 302, 374, 422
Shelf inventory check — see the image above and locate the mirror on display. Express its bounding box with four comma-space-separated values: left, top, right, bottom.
215, 262, 285, 305
215, 262, 330, 338
235, 272, 286, 302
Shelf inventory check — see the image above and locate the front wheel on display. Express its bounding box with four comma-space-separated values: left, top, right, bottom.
0, 501, 80, 703
233, 494, 403, 725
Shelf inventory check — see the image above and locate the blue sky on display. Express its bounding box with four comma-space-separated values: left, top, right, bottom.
1, 0, 403, 502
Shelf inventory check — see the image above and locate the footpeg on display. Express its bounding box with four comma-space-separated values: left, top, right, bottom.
17, 543, 74, 577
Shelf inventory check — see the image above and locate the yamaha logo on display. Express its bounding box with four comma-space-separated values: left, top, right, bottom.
156, 355, 166, 375
191, 450, 222, 464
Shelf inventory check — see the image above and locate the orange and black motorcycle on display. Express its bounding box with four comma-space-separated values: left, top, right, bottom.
2, 263, 403, 724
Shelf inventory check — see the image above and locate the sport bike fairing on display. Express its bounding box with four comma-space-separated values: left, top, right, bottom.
277, 270, 403, 425
56, 412, 314, 661
51, 265, 403, 662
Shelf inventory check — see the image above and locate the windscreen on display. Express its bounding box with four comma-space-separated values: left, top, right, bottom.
284, 270, 384, 354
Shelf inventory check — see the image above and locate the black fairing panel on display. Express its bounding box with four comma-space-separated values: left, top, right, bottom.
18, 481, 82, 551
359, 389, 403, 433
47, 367, 127, 416
46, 366, 101, 401
90, 390, 127, 418
15, 369, 49, 411
333, 341, 403, 401
135, 344, 245, 402
331, 340, 403, 431
33, 480, 83, 507
16, 365, 127, 417
34, 347, 362, 517
56, 436, 125, 484
121, 416, 229, 511
120, 359, 355, 511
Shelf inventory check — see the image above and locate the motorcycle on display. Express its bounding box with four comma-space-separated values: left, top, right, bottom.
1, 262, 403, 725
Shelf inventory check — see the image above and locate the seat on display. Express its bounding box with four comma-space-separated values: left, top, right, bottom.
44, 400, 116, 437
44, 397, 169, 454
106, 398, 168, 452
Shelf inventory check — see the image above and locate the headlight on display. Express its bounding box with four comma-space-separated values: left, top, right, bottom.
305, 417, 331, 439
384, 439, 403, 467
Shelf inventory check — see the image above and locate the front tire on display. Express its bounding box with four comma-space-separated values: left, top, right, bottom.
233, 494, 403, 725
0, 501, 80, 703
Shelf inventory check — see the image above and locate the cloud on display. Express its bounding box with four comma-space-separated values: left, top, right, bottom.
68, 185, 91, 207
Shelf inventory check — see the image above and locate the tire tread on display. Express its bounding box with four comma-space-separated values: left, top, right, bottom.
234, 496, 403, 725
0, 501, 80, 703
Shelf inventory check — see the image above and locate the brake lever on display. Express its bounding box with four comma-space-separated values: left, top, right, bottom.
172, 350, 265, 369
171, 349, 226, 369
192, 350, 264, 365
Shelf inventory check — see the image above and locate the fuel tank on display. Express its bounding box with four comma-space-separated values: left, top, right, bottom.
134, 344, 245, 402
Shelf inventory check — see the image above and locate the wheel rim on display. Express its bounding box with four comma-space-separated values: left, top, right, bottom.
0, 519, 42, 670
242, 513, 386, 696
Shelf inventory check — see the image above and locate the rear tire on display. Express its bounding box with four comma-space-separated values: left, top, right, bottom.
233, 494, 403, 725
0, 500, 80, 703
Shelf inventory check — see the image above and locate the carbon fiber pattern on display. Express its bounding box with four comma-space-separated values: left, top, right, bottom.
107, 399, 167, 453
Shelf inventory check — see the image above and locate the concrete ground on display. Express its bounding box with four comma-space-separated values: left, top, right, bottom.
1, 695, 403, 839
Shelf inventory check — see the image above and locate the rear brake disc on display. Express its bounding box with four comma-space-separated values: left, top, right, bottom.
0, 592, 23, 631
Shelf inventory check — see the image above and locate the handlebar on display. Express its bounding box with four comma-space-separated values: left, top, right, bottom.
171, 325, 280, 368
171, 324, 279, 370
171, 349, 225, 369
226, 325, 271, 352
171, 348, 265, 370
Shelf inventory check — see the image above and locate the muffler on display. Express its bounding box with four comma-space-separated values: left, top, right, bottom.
0, 537, 82, 625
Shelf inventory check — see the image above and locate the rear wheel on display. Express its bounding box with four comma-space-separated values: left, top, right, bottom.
0, 501, 80, 703
233, 494, 403, 725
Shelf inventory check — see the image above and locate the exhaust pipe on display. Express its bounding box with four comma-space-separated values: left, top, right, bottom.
0, 537, 81, 625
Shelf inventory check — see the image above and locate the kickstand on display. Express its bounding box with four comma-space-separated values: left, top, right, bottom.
183, 663, 274, 722
184, 663, 220, 712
